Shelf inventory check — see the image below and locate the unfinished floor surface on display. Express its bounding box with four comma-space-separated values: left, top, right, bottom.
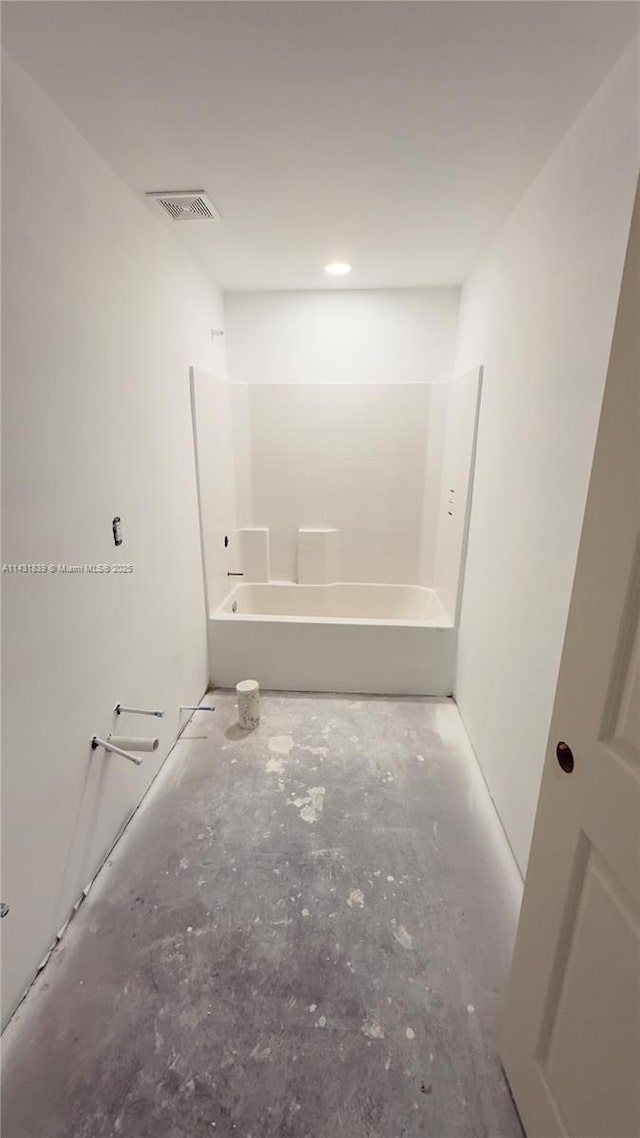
2, 692, 524, 1138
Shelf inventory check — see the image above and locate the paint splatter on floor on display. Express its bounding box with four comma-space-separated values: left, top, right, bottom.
392, 921, 414, 950
346, 889, 365, 909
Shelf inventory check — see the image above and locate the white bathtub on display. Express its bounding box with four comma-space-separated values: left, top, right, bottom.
208, 582, 455, 696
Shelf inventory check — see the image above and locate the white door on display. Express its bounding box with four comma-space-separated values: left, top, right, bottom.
501, 182, 640, 1138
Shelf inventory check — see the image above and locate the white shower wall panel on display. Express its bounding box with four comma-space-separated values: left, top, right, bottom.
244, 383, 436, 583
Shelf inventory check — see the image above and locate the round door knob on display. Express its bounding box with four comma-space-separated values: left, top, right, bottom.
556, 741, 574, 773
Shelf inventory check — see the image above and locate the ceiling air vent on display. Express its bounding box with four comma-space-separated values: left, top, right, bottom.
146, 191, 221, 222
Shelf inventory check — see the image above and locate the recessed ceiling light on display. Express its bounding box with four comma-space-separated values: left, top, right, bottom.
324, 262, 352, 276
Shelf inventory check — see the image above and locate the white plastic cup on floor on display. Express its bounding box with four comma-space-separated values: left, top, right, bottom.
237, 679, 260, 730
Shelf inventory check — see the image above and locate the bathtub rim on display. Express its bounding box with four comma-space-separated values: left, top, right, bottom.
212, 580, 455, 630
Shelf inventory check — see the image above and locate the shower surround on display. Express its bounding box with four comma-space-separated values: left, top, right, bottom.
192, 369, 481, 695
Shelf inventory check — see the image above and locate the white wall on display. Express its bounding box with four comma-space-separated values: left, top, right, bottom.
244, 383, 432, 583
432, 369, 482, 623
224, 288, 460, 383
230, 375, 480, 593
1, 55, 225, 1025
454, 46, 639, 876
222, 284, 464, 588
231, 383, 253, 529
417, 383, 448, 587
190, 369, 238, 611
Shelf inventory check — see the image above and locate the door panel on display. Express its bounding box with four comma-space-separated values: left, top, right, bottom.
541, 839, 639, 1138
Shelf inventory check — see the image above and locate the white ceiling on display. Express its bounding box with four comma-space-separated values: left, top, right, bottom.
3, 2, 637, 291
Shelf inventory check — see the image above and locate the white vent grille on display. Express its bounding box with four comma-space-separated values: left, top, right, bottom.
146, 191, 221, 222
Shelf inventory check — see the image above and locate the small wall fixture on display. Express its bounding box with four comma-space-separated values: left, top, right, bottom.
108, 735, 159, 753
91, 736, 142, 766
114, 703, 164, 718
324, 262, 351, 276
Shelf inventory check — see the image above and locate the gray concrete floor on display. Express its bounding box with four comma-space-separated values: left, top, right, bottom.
2, 691, 524, 1138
